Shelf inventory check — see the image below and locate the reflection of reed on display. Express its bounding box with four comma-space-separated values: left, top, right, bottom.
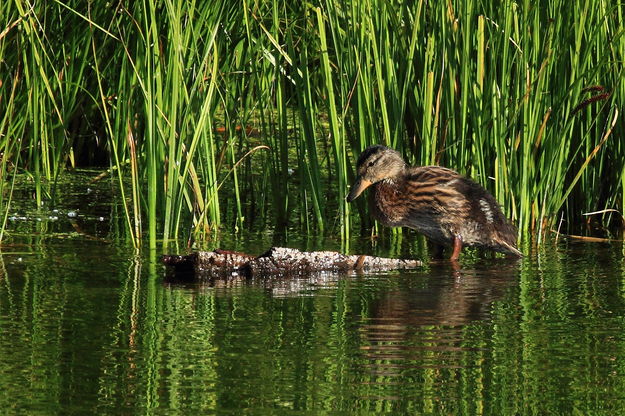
0, 253, 6, 283
128, 253, 142, 350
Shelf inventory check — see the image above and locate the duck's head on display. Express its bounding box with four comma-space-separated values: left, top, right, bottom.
346, 145, 406, 202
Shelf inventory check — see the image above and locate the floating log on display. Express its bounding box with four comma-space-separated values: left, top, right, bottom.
162, 247, 422, 281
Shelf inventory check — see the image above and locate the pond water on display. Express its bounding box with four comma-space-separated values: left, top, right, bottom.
1, 175, 624, 414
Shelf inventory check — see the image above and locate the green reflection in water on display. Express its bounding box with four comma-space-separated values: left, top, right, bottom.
0, 238, 625, 414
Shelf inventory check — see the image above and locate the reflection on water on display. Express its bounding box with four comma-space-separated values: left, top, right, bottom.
359, 260, 519, 379
1, 233, 625, 414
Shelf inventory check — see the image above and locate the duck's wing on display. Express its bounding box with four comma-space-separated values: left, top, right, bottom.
405, 166, 521, 255
402, 166, 466, 215
442, 173, 520, 255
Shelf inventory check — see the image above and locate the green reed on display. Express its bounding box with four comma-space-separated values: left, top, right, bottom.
0, 0, 623, 245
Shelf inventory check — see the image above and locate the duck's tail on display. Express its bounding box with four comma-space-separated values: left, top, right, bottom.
497, 240, 523, 257
491, 225, 522, 257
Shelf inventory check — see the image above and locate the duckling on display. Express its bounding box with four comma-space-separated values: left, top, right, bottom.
347, 145, 521, 260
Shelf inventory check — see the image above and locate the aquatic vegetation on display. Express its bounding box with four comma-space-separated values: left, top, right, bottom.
0, 0, 623, 246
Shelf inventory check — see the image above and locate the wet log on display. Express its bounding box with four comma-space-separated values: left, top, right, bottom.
162, 247, 422, 281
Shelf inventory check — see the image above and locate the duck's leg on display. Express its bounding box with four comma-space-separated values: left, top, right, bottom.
450, 235, 463, 261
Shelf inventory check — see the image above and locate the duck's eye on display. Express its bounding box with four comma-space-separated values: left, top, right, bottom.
368, 161, 375, 167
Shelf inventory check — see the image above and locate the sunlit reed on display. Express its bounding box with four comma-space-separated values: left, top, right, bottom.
0, 0, 623, 246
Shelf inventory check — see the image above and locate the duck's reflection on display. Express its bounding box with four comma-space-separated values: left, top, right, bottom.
358, 259, 521, 371
371, 260, 519, 325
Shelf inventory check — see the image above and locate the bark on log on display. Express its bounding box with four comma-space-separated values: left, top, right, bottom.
162, 247, 422, 281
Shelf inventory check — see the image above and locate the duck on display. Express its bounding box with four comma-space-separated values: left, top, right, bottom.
346, 145, 522, 260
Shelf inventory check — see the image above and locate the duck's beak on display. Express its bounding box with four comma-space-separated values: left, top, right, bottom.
346, 177, 372, 202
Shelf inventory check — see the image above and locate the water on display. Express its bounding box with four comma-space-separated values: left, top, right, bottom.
1, 237, 624, 415
1, 175, 625, 414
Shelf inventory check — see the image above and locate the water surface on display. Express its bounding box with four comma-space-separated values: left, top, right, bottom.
1, 233, 624, 414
